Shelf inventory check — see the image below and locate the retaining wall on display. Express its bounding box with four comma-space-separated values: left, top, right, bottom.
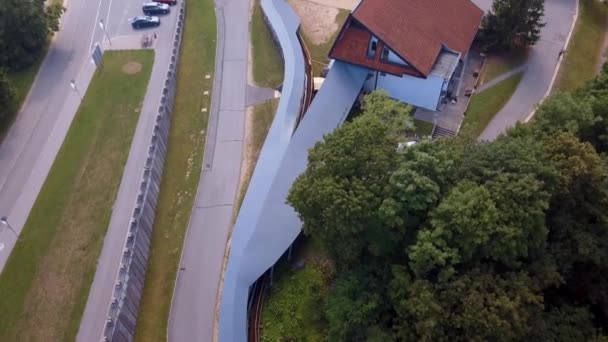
100, 2, 186, 341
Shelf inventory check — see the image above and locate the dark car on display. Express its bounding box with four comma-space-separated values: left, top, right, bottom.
142, 2, 170, 15
131, 16, 161, 29
155, 0, 177, 5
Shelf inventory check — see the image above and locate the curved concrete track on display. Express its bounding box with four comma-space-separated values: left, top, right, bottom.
167, 0, 249, 340
477, 0, 577, 140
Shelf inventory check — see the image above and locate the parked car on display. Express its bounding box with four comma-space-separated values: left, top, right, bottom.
131, 16, 161, 29
142, 2, 170, 15
155, 0, 177, 5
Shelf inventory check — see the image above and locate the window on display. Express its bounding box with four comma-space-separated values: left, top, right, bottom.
380, 47, 409, 66
367, 37, 378, 58
381, 46, 389, 61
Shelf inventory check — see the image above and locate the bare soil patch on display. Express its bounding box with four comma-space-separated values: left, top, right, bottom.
122, 61, 143, 75
288, 0, 340, 45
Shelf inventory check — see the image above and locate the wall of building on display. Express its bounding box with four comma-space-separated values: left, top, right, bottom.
386, 49, 408, 65
365, 71, 444, 111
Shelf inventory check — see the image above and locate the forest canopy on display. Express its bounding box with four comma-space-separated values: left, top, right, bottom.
287, 67, 608, 341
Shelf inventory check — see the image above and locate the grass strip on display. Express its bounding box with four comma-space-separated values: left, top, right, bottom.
251, 0, 284, 88
0, 50, 154, 341
461, 73, 523, 138
133, 0, 217, 340
554, 0, 608, 92
235, 99, 278, 216
413, 118, 434, 138
480, 47, 528, 85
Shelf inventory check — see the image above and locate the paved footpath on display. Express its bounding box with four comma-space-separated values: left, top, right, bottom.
167, 0, 250, 340
479, 0, 577, 140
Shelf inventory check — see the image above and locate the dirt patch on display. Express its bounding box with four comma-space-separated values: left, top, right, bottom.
304, 0, 359, 10
288, 0, 340, 45
122, 61, 142, 75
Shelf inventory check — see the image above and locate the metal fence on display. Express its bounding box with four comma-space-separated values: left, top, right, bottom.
100, 2, 186, 341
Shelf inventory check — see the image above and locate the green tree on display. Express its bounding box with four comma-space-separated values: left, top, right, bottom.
288, 91, 411, 267
286, 83, 608, 340
532, 93, 596, 140
528, 304, 604, 341
0, 69, 12, 118
479, 0, 545, 51
0, 0, 64, 70
408, 174, 549, 281
325, 268, 386, 341
390, 269, 543, 342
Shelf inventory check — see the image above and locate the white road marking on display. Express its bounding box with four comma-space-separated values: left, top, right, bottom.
104, 0, 115, 37
88, 0, 105, 51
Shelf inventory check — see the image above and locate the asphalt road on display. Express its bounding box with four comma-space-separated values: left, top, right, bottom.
478, 0, 577, 140
0, 0, 180, 338
0, 0, 174, 273
167, 0, 250, 340
0, 0, 98, 271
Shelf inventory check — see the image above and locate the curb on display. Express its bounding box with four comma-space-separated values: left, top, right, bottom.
524, 0, 579, 122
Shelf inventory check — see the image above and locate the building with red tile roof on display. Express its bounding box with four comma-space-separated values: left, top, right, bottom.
329, 0, 483, 111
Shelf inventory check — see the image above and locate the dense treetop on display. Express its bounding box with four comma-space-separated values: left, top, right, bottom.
0, 0, 63, 118
479, 0, 545, 51
287, 69, 608, 340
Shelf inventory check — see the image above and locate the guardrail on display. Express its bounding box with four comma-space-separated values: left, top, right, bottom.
100, 2, 186, 341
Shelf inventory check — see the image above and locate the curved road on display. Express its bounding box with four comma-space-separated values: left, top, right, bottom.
478, 0, 577, 140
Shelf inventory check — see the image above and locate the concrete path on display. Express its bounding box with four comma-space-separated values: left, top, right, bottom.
246, 85, 277, 106
76, 7, 183, 342
475, 64, 527, 93
167, 0, 250, 340
0, 0, 156, 273
478, 0, 577, 140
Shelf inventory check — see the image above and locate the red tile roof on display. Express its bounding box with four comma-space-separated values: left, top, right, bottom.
351, 0, 483, 76
330, 25, 423, 77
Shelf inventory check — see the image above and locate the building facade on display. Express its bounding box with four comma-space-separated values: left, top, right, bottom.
329, 0, 483, 111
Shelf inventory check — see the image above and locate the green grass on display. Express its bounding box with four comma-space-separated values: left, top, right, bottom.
480, 47, 529, 85
133, 0, 217, 340
252, 0, 284, 88
554, 0, 608, 92
235, 99, 278, 216
0, 50, 154, 341
413, 118, 434, 138
260, 238, 333, 342
461, 73, 523, 137
301, 9, 349, 77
